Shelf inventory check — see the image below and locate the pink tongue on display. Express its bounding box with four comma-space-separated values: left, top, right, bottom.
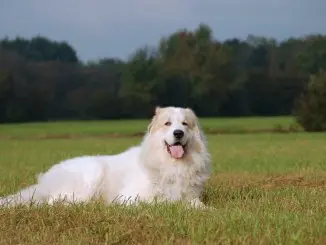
169, 145, 184, 159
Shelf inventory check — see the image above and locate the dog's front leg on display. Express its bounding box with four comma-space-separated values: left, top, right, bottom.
114, 186, 154, 206
113, 194, 141, 206
188, 198, 217, 211
188, 198, 206, 209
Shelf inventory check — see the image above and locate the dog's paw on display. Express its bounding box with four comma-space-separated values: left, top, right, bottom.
188, 198, 216, 211
189, 198, 206, 208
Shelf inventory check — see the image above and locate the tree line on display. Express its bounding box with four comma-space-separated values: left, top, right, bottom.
1, 24, 326, 123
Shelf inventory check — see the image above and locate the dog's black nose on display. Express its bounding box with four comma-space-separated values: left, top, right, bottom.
173, 129, 184, 139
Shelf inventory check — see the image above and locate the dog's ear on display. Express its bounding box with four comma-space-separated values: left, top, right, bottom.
185, 108, 202, 138
147, 119, 154, 134
155, 106, 162, 115
185, 108, 198, 125
185, 108, 196, 116
148, 107, 160, 134
185, 108, 205, 152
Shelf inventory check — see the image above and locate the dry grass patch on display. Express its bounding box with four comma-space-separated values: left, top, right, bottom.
206, 172, 326, 190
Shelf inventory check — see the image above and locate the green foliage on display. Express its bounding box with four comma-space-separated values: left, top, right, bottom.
295, 70, 326, 131
1, 25, 326, 122
0, 36, 78, 63
296, 35, 326, 74
119, 47, 159, 117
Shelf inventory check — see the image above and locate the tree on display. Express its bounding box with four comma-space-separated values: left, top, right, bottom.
1, 36, 79, 63
294, 70, 326, 131
119, 46, 160, 117
1, 26, 326, 122
156, 26, 234, 115
296, 35, 326, 75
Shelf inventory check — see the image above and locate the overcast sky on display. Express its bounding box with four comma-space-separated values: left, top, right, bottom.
1, 0, 325, 61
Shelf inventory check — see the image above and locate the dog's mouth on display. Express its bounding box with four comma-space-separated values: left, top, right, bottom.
165, 141, 186, 159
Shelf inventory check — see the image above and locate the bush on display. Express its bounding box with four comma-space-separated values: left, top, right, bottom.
294, 70, 326, 132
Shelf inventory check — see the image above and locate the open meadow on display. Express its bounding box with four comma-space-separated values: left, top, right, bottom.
1, 117, 326, 244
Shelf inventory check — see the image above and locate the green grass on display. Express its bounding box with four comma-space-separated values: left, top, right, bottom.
0, 116, 297, 138
1, 119, 326, 244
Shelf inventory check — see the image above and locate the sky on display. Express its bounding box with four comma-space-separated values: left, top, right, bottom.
1, 0, 326, 62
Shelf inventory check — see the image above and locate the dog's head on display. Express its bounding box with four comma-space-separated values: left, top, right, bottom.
147, 106, 204, 160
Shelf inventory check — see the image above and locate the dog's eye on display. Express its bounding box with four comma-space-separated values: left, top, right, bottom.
182, 122, 188, 126
165, 121, 171, 126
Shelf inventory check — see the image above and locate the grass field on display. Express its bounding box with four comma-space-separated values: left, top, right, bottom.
0, 116, 297, 139
1, 117, 326, 244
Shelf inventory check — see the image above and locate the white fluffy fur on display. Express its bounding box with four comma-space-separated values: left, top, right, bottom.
0, 106, 211, 208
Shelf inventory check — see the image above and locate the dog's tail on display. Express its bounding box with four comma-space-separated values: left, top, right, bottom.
0, 184, 39, 207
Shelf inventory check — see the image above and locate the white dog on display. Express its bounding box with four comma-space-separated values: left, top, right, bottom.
0, 106, 211, 208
